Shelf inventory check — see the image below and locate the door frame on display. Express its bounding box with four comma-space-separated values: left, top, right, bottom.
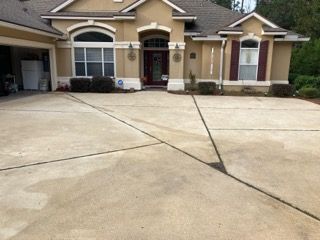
144, 50, 169, 86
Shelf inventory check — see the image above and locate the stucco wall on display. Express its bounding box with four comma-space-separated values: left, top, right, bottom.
224, 17, 275, 81
270, 42, 293, 81
64, 0, 137, 12
184, 37, 202, 80
201, 41, 221, 80
183, 38, 222, 81
56, 48, 72, 76
52, 0, 185, 80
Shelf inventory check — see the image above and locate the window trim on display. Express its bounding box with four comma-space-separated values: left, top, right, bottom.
71, 27, 116, 78
238, 38, 260, 81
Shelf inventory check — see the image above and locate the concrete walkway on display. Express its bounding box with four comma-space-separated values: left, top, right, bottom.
0, 92, 319, 239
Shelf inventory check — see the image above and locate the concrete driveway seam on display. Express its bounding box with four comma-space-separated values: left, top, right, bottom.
0, 108, 94, 114
192, 95, 320, 223
69, 93, 320, 223
191, 95, 226, 172
68, 93, 214, 167
208, 128, 320, 132
196, 107, 320, 111
0, 142, 163, 172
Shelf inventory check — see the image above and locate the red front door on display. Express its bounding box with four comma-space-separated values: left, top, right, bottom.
144, 50, 169, 86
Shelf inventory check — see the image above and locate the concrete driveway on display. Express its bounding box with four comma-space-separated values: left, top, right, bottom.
0, 92, 319, 239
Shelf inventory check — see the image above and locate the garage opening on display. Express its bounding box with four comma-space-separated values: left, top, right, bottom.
0, 45, 51, 96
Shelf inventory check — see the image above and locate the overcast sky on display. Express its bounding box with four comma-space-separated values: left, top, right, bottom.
243, 0, 256, 12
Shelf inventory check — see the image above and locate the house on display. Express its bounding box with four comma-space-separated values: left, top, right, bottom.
0, 0, 309, 92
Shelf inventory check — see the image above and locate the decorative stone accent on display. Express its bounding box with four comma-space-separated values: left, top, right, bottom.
173, 53, 182, 63
128, 51, 136, 61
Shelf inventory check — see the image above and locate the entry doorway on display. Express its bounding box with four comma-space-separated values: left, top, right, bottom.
144, 50, 169, 86
140, 33, 170, 87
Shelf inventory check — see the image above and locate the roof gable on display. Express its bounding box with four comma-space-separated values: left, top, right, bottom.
228, 12, 279, 29
51, 0, 74, 12
121, 0, 186, 13
51, 0, 186, 13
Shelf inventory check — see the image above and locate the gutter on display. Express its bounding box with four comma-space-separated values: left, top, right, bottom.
219, 40, 226, 91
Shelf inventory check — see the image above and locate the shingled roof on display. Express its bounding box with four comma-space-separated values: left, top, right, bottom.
21, 0, 242, 37
0, 0, 63, 36
171, 0, 242, 36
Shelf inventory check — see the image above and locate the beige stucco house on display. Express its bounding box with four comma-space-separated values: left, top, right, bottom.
0, 0, 309, 92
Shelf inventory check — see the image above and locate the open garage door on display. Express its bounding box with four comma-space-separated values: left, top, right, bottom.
0, 36, 57, 93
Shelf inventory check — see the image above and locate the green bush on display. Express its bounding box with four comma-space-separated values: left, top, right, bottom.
298, 87, 320, 98
291, 39, 320, 77
198, 82, 216, 95
294, 75, 320, 90
288, 73, 299, 84
90, 76, 115, 93
70, 78, 91, 92
270, 84, 295, 97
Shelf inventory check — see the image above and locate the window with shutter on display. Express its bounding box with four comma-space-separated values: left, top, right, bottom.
239, 40, 259, 81
230, 40, 240, 81
257, 40, 269, 81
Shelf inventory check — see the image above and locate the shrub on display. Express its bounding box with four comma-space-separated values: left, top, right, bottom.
70, 78, 91, 92
90, 76, 115, 93
298, 87, 320, 98
291, 39, 320, 77
270, 84, 295, 97
189, 71, 197, 91
198, 82, 216, 95
288, 73, 299, 84
294, 75, 320, 90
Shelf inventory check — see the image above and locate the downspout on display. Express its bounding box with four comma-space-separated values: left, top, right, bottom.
219, 39, 226, 91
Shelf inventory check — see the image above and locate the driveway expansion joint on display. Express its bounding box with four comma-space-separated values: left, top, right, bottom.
68, 93, 320, 223
209, 128, 320, 132
192, 95, 320, 223
191, 95, 227, 171
0, 142, 163, 172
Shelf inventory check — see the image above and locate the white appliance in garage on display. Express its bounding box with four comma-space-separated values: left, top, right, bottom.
21, 60, 44, 90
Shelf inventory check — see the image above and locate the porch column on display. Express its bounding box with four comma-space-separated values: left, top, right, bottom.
49, 47, 58, 91
168, 42, 185, 91
114, 42, 141, 90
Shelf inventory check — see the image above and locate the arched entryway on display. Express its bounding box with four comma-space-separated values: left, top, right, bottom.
140, 31, 169, 86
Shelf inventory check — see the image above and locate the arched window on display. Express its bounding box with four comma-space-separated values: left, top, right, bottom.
74, 32, 113, 42
73, 30, 115, 77
144, 38, 169, 48
239, 39, 259, 80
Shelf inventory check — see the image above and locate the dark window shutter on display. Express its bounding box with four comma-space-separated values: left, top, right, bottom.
229, 40, 240, 81
257, 40, 269, 81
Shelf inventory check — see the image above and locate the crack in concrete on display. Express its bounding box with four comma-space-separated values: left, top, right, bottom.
0, 142, 162, 172
67, 93, 320, 223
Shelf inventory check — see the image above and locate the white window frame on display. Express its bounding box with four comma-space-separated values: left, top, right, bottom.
71, 27, 116, 78
238, 36, 261, 81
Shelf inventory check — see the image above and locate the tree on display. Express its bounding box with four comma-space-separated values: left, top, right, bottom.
291, 39, 320, 76
255, 0, 320, 38
255, 0, 296, 30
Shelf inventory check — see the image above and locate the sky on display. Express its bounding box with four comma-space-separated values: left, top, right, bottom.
243, 0, 256, 12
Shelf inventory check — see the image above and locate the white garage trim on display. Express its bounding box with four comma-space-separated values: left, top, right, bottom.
0, 36, 58, 91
